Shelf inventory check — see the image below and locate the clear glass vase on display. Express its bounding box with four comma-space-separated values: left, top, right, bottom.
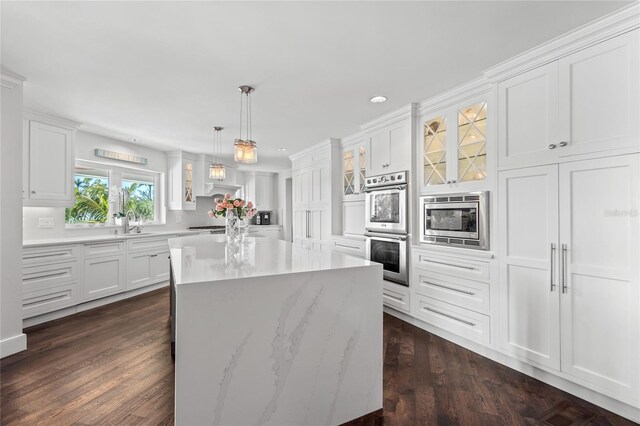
225, 208, 247, 244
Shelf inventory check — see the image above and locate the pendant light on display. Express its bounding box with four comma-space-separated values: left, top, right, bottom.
209, 126, 226, 181
234, 85, 258, 164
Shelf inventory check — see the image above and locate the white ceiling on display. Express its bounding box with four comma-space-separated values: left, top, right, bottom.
1, 1, 630, 170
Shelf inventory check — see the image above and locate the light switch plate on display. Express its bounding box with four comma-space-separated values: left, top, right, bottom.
175, 214, 182, 224
38, 218, 54, 229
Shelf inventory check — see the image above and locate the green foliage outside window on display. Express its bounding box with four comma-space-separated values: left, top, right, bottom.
122, 179, 154, 222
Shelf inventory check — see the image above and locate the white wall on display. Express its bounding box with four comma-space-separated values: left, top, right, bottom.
1, 69, 27, 357
23, 131, 215, 240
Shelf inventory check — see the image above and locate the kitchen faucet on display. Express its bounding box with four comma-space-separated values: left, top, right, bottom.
122, 211, 142, 234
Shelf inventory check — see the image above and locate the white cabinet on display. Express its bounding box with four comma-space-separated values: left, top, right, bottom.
83, 254, 125, 302
23, 119, 75, 207
342, 200, 365, 236
498, 155, 640, 404
167, 151, 197, 211
342, 138, 368, 201
419, 94, 489, 190
331, 235, 366, 258
126, 249, 170, 291
244, 172, 275, 211
367, 120, 411, 176
247, 225, 282, 240
498, 30, 639, 169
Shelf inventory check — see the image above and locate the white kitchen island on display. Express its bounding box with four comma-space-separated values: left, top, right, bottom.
168, 234, 383, 426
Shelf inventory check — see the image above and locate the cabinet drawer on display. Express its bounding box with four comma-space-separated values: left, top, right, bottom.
22, 282, 78, 319
413, 271, 489, 315
22, 244, 81, 266
84, 241, 124, 258
126, 236, 171, 253
383, 281, 410, 313
413, 250, 490, 282
413, 295, 490, 345
22, 261, 80, 293
331, 238, 365, 258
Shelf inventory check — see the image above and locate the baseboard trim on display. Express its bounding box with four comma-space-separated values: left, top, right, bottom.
0, 333, 27, 358
383, 306, 640, 423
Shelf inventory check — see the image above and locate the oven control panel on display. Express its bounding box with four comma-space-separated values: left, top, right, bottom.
365, 170, 408, 188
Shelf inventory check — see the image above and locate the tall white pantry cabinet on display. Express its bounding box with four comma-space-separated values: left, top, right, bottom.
493, 27, 640, 409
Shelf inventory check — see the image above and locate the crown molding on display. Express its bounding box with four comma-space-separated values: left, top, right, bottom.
360, 103, 417, 132
1, 67, 26, 89
289, 137, 340, 161
416, 77, 490, 117
484, 2, 640, 83
23, 109, 82, 129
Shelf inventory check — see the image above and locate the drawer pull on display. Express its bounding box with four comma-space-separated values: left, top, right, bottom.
24, 270, 69, 282
423, 280, 475, 295
24, 251, 71, 260
424, 307, 476, 327
420, 258, 476, 271
383, 292, 404, 302
334, 243, 361, 250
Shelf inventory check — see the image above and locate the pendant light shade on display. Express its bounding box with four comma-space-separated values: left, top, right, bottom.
209, 127, 226, 181
234, 85, 258, 164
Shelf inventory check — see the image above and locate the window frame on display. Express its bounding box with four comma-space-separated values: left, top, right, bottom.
65, 159, 165, 228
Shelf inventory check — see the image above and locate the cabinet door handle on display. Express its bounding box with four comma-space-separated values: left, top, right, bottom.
31, 190, 36, 194
335, 242, 361, 250
548, 144, 557, 150
561, 244, 568, 293
559, 141, 568, 147
383, 292, 404, 302
550, 243, 556, 291
424, 307, 476, 327
422, 280, 475, 295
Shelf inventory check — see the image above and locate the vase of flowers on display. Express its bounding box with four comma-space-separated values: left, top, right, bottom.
209, 193, 257, 244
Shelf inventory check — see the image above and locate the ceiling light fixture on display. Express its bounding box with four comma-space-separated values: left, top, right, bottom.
277, 147, 287, 152
209, 126, 226, 181
234, 85, 258, 164
369, 96, 387, 103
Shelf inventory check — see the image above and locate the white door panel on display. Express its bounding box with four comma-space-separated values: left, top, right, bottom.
559, 155, 640, 404
498, 165, 560, 369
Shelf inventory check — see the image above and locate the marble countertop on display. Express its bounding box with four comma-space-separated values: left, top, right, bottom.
23, 229, 202, 248
168, 234, 374, 285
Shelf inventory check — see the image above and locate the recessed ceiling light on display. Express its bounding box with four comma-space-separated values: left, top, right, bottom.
129, 138, 142, 143
277, 147, 287, 152
370, 96, 387, 103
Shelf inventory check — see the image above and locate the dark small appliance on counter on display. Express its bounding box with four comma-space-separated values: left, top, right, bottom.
256, 211, 271, 225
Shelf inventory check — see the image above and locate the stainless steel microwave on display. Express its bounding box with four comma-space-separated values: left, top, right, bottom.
419, 192, 489, 250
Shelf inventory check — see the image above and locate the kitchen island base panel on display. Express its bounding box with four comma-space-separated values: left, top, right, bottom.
175, 266, 383, 426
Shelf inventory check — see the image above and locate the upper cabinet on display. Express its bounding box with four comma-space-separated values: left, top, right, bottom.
418, 87, 490, 193
167, 151, 196, 211
23, 114, 78, 207
366, 119, 412, 176
244, 171, 275, 211
342, 136, 368, 201
497, 29, 639, 169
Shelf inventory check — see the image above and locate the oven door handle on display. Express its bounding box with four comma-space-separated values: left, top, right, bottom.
365, 232, 407, 241
363, 185, 407, 193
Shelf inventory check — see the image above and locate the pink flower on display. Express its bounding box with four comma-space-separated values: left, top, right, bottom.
246, 201, 253, 209
224, 193, 231, 199
215, 205, 223, 211
214, 198, 220, 203
233, 200, 241, 207
208, 210, 215, 218
227, 204, 234, 210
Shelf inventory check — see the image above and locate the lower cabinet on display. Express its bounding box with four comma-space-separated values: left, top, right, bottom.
247, 225, 282, 240
126, 249, 170, 291
83, 255, 125, 302
383, 281, 410, 313
331, 235, 365, 258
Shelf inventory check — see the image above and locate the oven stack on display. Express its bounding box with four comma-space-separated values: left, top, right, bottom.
364, 171, 409, 286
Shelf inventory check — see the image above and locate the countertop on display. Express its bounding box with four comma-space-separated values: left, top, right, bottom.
168, 234, 374, 285
23, 230, 203, 248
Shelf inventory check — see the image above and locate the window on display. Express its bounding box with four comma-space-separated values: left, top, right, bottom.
122, 173, 155, 222
65, 160, 163, 226
65, 166, 110, 224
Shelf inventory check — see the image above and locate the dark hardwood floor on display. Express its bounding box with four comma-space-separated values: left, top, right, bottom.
1, 287, 635, 425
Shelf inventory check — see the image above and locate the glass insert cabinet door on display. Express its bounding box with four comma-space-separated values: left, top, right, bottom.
184, 162, 193, 202
343, 144, 367, 197
423, 100, 488, 186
